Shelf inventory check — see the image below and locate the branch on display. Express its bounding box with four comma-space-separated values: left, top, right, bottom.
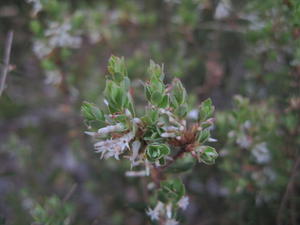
161, 147, 187, 170
0, 31, 14, 97
151, 147, 187, 187
277, 156, 300, 225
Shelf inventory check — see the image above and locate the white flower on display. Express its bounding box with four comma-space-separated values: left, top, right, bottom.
236, 135, 252, 148
94, 132, 134, 160
251, 142, 271, 164
129, 140, 141, 167
125, 170, 147, 177
85, 123, 125, 138
33, 41, 52, 59
161, 133, 177, 138
45, 22, 81, 49
187, 109, 198, 120
214, 0, 231, 20
146, 201, 164, 221
162, 126, 180, 132
125, 109, 132, 118
84, 131, 98, 137
26, 0, 42, 16
166, 203, 172, 219
177, 196, 189, 210
132, 117, 142, 125
104, 99, 109, 106
208, 137, 218, 142
97, 123, 125, 136
44, 70, 62, 85
165, 219, 179, 225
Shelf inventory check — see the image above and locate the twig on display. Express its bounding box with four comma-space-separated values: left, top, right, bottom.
277, 157, 300, 225
151, 147, 187, 187
63, 183, 78, 202
0, 31, 14, 97
161, 147, 186, 170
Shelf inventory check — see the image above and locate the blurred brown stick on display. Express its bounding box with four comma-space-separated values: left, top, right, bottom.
0, 30, 14, 97
277, 156, 300, 225
63, 183, 78, 202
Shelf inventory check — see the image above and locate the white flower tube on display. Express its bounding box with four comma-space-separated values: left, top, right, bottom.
97, 123, 125, 136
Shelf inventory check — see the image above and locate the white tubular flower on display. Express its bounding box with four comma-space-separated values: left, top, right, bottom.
125, 170, 147, 177
94, 132, 134, 160
177, 196, 189, 210
84, 131, 98, 137
132, 117, 142, 125
166, 203, 172, 219
129, 140, 141, 167
146, 201, 164, 221
165, 219, 179, 225
145, 159, 150, 176
97, 123, 125, 136
208, 137, 218, 142
104, 99, 109, 106
162, 126, 180, 132
161, 133, 177, 138
125, 108, 132, 118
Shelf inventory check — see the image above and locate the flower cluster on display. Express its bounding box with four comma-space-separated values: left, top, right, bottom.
82, 56, 218, 223
33, 22, 82, 59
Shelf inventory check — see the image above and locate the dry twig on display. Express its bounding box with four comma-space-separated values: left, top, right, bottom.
277, 157, 300, 225
0, 30, 14, 97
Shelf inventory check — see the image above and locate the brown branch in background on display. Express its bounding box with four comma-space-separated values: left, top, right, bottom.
63, 183, 78, 202
196, 52, 224, 98
0, 30, 14, 97
277, 157, 300, 225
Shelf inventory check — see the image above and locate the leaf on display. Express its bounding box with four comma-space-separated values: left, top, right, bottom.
171, 78, 187, 105
199, 98, 215, 121
150, 78, 164, 94
199, 146, 218, 165
143, 109, 159, 124
81, 102, 105, 123
120, 76, 131, 91
174, 104, 188, 118
158, 95, 169, 108
197, 129, 210, 144
148, 60, 164, 81
165, 154, 196, 173
158, 179, 185, 203
145, 86, 152, 101
146, 143, 170, 162
108, 55, 127, 82
104, 80, 129, 112
151, 91, 163, 106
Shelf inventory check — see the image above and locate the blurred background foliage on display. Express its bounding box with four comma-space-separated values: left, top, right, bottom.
0, 0, 299, 224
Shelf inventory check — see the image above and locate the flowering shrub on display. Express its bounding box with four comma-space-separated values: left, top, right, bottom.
82, 56, 218, 224
2, 0, 300, 224
217, 96, 283, 200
